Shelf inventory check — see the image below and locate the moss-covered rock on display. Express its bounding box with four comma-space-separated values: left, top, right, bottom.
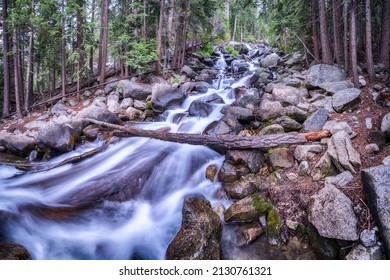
266, 208, 281, 246
224, 194, 272, 222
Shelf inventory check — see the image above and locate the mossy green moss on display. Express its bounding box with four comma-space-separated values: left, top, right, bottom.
251, 195, 273, 215
266, 208, 281, 246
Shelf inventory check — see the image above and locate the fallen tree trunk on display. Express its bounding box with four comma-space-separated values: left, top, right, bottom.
86, 118, 310, 152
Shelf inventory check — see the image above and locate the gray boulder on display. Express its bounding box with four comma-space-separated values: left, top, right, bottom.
283, 106, 308, 123
37, 122, 80, 153
117, 80, 152, 100
311, 152, 338, 181
381, 113, 390, 141
77, 106, 121, 125
257, 99, 284, 121
188, 100, 213, 117
180, 81, 212, 94
221, 106, 254, 122
308, 184, 359, 241
327, 130, 361, 173
223, 174, 258, 200
332, 88, 361, 113
166, 195, 222, 260
104, 77, 120, 94
345, 244, 383, 260
0, 133, 35, 157
361, 165, 390, 258
306, 64, 346, 87
272, 84, 306, 106
267, 147, 293, 170
151, 84, 185, 113
324, 171, 354, 188
259, 124, 284, 135
294, 144, 323, 162
226, 149, 265, 174
274, 116, 302, 132
0, 243, 32, 260
224, 194, 273, 222
302, 108, 329, 132
198, 93, 224, 104
318, 80, 354, 95
260, 53, 280, 68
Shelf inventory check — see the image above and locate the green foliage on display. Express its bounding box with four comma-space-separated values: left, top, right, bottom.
224, 45, 239, 56
124, 41, 158, 74
198, 43, 214, 58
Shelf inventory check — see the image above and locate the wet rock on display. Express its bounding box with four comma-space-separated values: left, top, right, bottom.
0, 243, 32, 260
221, 106, 254, 122
324, 171, 354, 188
332, 88, 361, 113
267, 147, 293, 170
224, 194, 273, 222
104, 78, 120, 94
257, 99, 284, 120
198, 93, 224, 104
120, 98, 134, 109
126, 107, 142, 120
218, 161, 241, 183
238, 222, 264, 245
107, 96, 121, 113
273, 116, 302, 132
318, 80, 354, 95
283, 106, 308, 123
311, 152, 337, 181
308, 184, 359, 241
77, 106, 121, 125
166, 195, 222, 260
267, 208, 281, 245
226, 150, 265, 173
223, 174, 258, 199
360, 229, 377, 247
232, 95, 260, 110
205, 164, 218, 182
272, 84, 306, 106
294, 144, 323, 162
181, 81, 212, 94
327, 130, 361, 173
302, 108, 329, 132
368, 131, 386, 147
361, 165, 390, 257
259, 124, 284, 135
381, 113, 390, 141
306, 64, 346, 88
181, 65, 195, 78
117, 80, 152, 100
260, 53, 280, 68
345, 244, 382, 260
37, 122, 80, 153
0, 133, 35, 157
151, 84, 185, 113
82, 124, 102, 140
234, 87, 247, 99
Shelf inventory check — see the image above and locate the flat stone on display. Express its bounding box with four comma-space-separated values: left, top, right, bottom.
324, 171, 354, 188
302, 108, 329, 132
294, 144, 323, 162
306, 64, 346, 87
318, 80, 354, 95
226, 150, 265, 174
273, 116, 302, 132
272, 84, 306, 106
308, 184, 359, 241
267, 148, 293, 170
258, 124, 284, 135
332, 88, 361, 113
257, 99, 283, 121
361, 165, 390, 257
311, 152, 337, 181
323, 120, 354, 136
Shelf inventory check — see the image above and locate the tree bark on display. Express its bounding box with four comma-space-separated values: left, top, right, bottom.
311, 0, 320, 62
350, 0, 359, 86
2, 0, 11, 118
156, 0, 164, 75
318, 0, 333, 64
13, 29, 23, 118
25, 27, 34, 112
343, 0, 349, 71
77, 0, 85, 100
85, 118, 308, 152
60, 0, 67, 97
143, 0, 147, 41
379, 0, 390, 67
365, 0, 375, 81
232, 14, 237, 41
98, 0, 109, 85
168, 0, 175, 45
171, 0, 188, 69
89, 0, 96, 73
332, 0, 343, 66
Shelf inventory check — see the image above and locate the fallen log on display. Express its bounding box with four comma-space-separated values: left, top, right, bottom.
85, 118, 309, 152
301, 130, 331, 141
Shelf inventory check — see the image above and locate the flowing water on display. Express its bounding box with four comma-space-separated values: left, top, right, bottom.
0, 46, 315, 260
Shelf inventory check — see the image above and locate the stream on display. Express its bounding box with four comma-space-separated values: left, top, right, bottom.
0, 45, 315, 260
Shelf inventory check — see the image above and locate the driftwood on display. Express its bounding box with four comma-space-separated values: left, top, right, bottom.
301, 130, 331, 141
86, 118, 310, 152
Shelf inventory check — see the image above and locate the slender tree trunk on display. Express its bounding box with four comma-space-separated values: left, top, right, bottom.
379, 0, 390, 67
225, 0, 230, 20
77, 0, 85, 100
2, 0, 11, 118
318, 0, 333, 64
171, 0, 187, 69
90, 0, 96, 73
13, 29, 23, 118
332, 0, 343, 66
232, 14, 237, 41
98, 0, 109, 85
143, 0, 147, 41
365, 0, 375, 81
60, 0, 67, 97
168, 0, 175, 44
350, 0, 359, 86
25, 27, 34, 112
311, 0, 320, 62
343, 0, 349, 71
156, 0, 165, 75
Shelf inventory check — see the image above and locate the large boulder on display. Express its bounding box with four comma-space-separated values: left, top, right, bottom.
166, 195, 222, 260
37, 122, 80, 153
301, 108, 329, 132
272, 84, 306, 106
224, 194, 273, 222
361, 165, 390, 258
188, 100, 213, 117
257, 99, 284, 121
151, 84, 185, 113
225, 149, 265, 174
332, 88, 361, 113
221, 106, 254, 122
318, 80, 354, 95
381, 113, 390, 141
260, 53, 280, 68
0, 133, 35, 157
306, 64, 346, 87
308, 184, 359, 241
198, 93, 224, 104
223, 174, 259, 199
180, 81, 212, 94
267, 147, 293, 170
0, 243, 32, 260
77, 106, 121, 125
274, 116, 302, 132
294, 144, 323, 162
117, 80, 152, 100
327, 130, 361, 173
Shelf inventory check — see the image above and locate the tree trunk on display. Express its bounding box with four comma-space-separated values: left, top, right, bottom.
332, 0, 343, 66
13, 29, 23, 118
25, 27, 34, 112
77, 0, 85, 100
232, 14, 237, 41
311, 0, 320, 62
90, 0, 96, 73
156, 0, 164, 75
98, 0, 109, 85
318, 0, 333, 64
365, 0, 375, 81
168, 0, 175, 45
171, 0, 187, 69
2, 0, 11, 118
350, 0, 359, 86
60, 0, 67, 97
343, 0, 349, 71
143, 0, 147, 41
379, 0, 390, 67
85, 118, 308, 152
225, 0, 230, 21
